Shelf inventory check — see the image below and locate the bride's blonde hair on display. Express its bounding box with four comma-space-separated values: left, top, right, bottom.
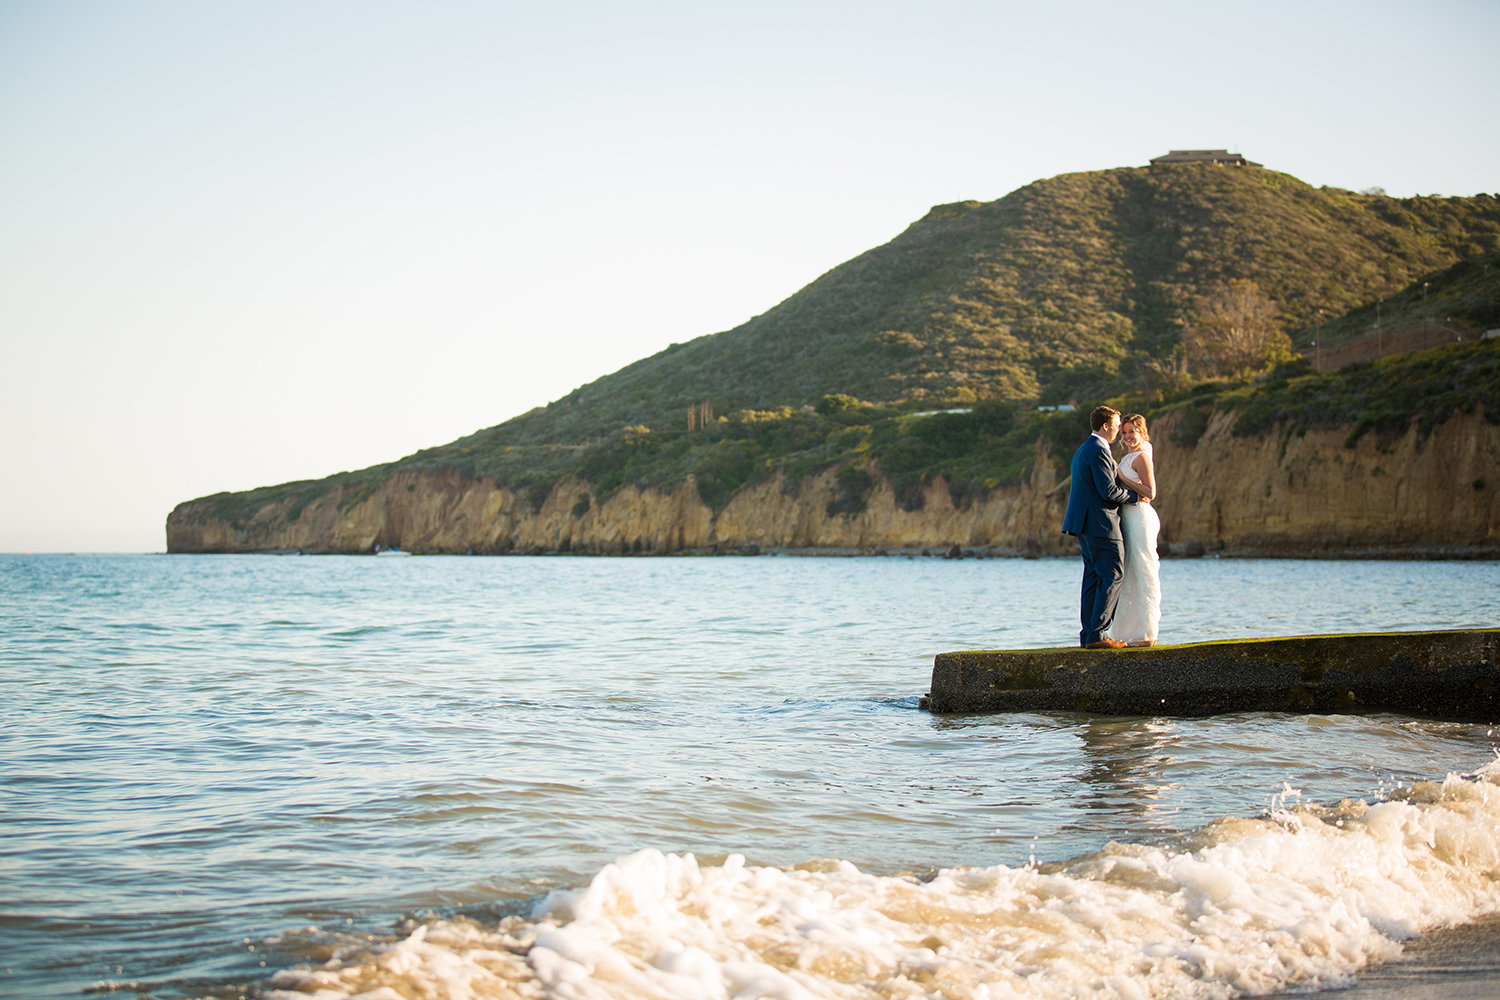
1124, 414, 1150, 443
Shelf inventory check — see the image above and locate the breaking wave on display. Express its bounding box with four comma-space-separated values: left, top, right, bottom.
262, 757, 1500, 1000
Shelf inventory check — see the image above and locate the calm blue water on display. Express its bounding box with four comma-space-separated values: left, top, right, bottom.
1, 553, 1497, 998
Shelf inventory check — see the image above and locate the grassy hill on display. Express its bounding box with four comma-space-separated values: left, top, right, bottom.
473, 165, 1499, 447
1298, 247, 1500, 355
190, 164, 1500, 523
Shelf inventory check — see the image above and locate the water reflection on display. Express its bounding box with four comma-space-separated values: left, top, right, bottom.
1069, 717, 1186, 840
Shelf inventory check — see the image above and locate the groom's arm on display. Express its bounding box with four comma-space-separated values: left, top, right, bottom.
1087, 445, 1137, 506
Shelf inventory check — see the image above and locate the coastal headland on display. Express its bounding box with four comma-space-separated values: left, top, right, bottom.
166, 402, 1500, 558
924, 629, 1500, 721
165, 165, 1500, 557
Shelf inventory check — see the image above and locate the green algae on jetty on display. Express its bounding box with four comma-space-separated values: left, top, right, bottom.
925, 629, 1500, 721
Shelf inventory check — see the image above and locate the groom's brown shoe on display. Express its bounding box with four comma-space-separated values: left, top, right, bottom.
1085, 637, 1126, 649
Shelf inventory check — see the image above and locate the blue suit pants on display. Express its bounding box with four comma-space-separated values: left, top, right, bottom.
1077, 533, 1125, 646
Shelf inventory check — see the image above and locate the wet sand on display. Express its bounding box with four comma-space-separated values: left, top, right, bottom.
1277, 915, 1500, 999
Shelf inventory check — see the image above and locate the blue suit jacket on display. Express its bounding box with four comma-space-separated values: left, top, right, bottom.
1062, 434, 1136, 539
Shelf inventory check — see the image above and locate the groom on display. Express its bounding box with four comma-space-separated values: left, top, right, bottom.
1062, 406, 1138, 649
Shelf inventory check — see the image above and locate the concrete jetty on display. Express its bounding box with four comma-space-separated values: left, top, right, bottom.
924, 629, 1500, 721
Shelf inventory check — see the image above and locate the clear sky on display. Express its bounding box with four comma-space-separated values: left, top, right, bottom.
2, 0, 1496, 552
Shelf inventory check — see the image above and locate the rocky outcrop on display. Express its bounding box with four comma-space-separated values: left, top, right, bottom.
166, 409, 1500, 557
1149, 405, 1499, 557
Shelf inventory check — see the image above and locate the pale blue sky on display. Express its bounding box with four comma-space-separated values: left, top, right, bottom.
2, 0, 1496, 552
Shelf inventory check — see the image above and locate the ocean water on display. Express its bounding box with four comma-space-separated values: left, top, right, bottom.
1, 552, 1497, 1000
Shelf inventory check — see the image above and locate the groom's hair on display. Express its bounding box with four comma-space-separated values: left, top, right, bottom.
1090, 405, 1120, 432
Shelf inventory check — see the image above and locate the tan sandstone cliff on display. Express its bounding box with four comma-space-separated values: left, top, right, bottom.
166, 408, 1499, 557
1149, 407, 1497, 557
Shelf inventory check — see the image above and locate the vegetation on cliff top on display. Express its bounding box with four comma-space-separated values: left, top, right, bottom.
501, 340, 1500, 511
191, 339, 1500, 529
1217, 339, 1500, 444
182, 164, 1500, 526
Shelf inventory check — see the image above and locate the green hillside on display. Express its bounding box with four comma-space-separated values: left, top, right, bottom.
1299, 248, 1500, 352
476, 165, 1499, 447
192, 164, 1500, 523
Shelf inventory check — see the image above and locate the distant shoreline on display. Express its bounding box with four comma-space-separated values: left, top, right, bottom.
145, 544, 1500, 560
10, 546, 1499, 560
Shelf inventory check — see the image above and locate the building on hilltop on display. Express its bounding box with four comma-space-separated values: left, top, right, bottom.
1149, 149, 1262, 167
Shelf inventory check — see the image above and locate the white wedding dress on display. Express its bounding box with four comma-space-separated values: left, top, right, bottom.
1113, 445, 1161, 645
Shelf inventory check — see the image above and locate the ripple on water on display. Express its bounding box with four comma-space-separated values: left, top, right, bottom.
1, 554, 1497, 1000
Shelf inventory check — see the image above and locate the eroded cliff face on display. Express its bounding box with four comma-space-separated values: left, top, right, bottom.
166, 409, 1500, 557
1149, 406, 1498, 556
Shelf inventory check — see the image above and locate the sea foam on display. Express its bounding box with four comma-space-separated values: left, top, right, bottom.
264, 757, 1500, 1000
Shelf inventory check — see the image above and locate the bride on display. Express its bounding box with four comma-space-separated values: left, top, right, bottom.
1113, 413, 1160, 646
